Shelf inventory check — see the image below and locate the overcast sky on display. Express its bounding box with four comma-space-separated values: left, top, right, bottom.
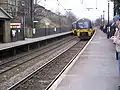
38, 0, 113, 21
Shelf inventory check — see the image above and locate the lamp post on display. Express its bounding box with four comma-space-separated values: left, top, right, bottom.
107, 0, 110, 39
30, 0, 34, 37
108, 1, 110, 27
96, 0, 97, 9
22, 1, 25, 39
113, 0, 116, 16
102, 10, 105, 25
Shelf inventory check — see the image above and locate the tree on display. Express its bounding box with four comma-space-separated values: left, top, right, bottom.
65, 11, 78, 22
95, 18, 103, 26
110, 0, 120, 15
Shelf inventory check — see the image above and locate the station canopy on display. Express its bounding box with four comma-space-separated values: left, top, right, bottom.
0, 7, 12, 19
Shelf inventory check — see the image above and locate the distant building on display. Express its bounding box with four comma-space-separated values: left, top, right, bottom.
0, 0, 19, 17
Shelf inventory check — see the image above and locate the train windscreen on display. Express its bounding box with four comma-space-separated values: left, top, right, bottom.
72, 23, 77, 29
78, 22, 89, 29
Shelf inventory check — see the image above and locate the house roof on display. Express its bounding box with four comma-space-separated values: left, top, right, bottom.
0, 7, 13, 19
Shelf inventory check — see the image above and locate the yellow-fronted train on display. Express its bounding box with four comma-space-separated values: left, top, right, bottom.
72, 18, 95, 40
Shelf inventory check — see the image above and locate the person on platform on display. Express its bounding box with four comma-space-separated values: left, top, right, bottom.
110, 15, 120, 90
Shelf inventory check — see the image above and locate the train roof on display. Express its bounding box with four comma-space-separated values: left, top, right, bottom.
77, 18, 91, 22
72, 18, 92, 25
72, 21, 77, 24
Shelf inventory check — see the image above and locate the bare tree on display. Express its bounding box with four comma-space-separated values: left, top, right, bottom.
65, 11, 78, 22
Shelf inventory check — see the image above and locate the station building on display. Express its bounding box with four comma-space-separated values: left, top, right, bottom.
0, 7, 12, 43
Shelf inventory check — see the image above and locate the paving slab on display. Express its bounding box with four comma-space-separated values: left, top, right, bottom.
54, 30, 120, 90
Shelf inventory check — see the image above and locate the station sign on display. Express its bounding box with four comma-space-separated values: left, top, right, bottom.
10, 23, 21, 29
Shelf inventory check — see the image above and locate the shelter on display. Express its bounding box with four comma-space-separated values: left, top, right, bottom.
0, 7, 12, 43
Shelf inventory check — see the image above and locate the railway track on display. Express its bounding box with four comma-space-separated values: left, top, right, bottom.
0, 36, 80, 90
7, 41, 88, 90
0, 36, 73, 66
0, 36, 76, 75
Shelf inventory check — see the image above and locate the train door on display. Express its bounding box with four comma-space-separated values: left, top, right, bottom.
0, 20, 4, 43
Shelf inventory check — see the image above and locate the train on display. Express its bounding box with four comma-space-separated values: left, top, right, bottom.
72, 18, 95, 39
72, 21, 77, 35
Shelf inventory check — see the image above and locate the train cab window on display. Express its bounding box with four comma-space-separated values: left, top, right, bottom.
84, 22, 89, 28
78, 22, 84, 28
72, 24, 76, 29
78, 22, 89, 29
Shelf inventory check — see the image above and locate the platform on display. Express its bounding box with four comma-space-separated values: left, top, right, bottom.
0, 31, 71, 51
50, 29, 120, 90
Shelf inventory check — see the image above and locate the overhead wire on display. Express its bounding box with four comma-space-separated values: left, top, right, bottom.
56, 0, 73, 27
57, 0, 66, 10
80, 0, 84, 4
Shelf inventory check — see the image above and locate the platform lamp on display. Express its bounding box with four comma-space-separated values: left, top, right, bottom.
103, 10, 105, 25
107, 0, 110, 39
30, 0, 34, 37
113, 0, 117, 16
108, 0, 110, 27
21, 1, 25, 39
